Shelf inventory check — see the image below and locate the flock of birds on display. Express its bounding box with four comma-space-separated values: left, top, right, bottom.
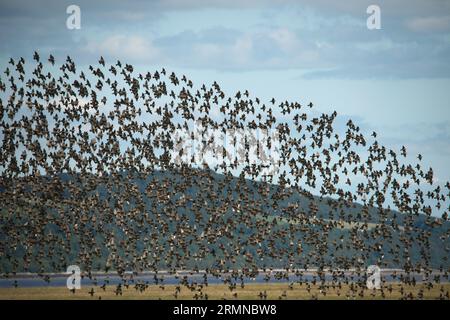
0, 52, 449, 299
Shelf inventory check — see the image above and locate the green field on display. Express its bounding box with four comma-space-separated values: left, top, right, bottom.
1, 283, 448, 300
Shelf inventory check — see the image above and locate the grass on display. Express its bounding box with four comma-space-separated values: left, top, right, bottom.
0, 282, 448, 300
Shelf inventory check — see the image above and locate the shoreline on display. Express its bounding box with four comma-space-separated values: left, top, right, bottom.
1, 282, 449, 300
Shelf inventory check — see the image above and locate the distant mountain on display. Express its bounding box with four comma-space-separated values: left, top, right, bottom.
1, 168, 449, 274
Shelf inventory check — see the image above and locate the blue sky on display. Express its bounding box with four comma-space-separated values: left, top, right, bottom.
0, 0, 449, 184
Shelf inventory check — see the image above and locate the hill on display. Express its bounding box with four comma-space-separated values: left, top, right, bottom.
1, 168, 448, 275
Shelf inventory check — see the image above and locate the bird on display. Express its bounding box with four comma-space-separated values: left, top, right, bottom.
48, 54, 55, 65
0, 52, 448, 301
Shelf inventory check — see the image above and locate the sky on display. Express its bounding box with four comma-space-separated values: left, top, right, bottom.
0, 0, 449, 184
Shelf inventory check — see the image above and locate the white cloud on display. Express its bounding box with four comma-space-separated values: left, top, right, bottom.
231, 34, 253, 65
406, 16, 450, 32
84, 35, 160, 63
268, 28, 298, 52
354, 38, 415, 52
194, 43, 222, 60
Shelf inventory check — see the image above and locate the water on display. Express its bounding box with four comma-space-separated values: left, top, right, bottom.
1, 271, 446, 288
